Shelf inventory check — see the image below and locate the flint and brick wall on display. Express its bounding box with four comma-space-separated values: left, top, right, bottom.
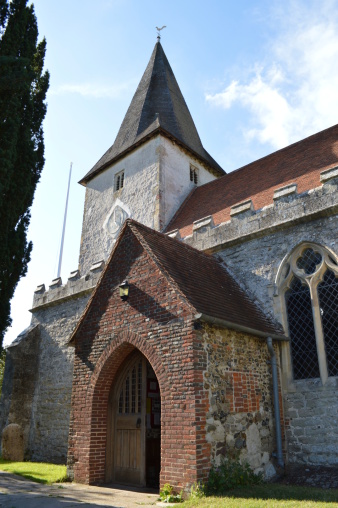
202, 325, 280, 477
185, 173, 338, 466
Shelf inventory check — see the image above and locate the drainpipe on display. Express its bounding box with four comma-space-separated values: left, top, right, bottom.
266, 337, 284, 468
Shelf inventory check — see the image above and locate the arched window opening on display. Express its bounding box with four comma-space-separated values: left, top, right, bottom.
285, 277, 319, 379
277, 243, 338, 383
318, 270, 338, 377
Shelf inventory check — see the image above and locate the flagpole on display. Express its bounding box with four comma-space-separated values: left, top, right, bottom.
57, 162, 72, 278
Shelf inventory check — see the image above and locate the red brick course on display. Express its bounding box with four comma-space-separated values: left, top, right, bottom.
167, 124, 338, 237
231, 372, 261, 413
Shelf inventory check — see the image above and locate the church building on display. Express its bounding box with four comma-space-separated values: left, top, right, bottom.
1, 39, 338, 491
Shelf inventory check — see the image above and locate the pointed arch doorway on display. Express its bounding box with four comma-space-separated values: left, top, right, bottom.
106, 351, 161, 487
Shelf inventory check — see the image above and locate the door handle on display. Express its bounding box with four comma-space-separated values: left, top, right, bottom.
136, 418, 141, 428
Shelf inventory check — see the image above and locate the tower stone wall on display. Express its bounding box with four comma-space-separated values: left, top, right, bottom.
79, 135, 218, 274
79, 138, 161, 275
159, 137, 217, 229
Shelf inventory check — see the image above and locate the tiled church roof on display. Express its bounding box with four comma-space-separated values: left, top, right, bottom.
129, 220, 284, 339
70, 219, 285, 343
166, 123, 338, 237
80, 41, 224, 184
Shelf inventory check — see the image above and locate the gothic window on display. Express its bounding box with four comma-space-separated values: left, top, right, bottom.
285, 274, 320, 379
190, 165, 198, 185
317, 270, 338, 376
114, 170, 124, 192
278, 243, 338, 383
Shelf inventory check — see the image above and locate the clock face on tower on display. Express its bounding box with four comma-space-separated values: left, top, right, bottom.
105, 200, 130, 239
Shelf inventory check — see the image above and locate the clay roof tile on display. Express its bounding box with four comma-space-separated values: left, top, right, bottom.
167, 123, 338, 237
128, 220, 285, 339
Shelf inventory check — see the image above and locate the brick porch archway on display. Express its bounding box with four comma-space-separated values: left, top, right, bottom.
68, 331, 167, 485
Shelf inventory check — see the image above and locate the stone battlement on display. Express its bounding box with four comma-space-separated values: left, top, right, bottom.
176, 165, 338, 253
32, 166, 338, 311
31, 260, 105, 311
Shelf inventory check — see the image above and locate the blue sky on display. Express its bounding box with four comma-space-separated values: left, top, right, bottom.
4, 0, 338, 345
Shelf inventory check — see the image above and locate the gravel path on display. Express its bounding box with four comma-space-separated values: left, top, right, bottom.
0, 472, 159, 508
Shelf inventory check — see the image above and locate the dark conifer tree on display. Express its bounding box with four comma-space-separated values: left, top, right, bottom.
0, 0, 49, 346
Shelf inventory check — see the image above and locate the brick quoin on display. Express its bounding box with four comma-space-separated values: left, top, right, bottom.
67, 228, 211, 491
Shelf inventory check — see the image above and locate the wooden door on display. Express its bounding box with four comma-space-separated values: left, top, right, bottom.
111, 354, 146, 485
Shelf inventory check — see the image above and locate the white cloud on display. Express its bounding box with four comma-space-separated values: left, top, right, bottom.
206, 0, 338, 149
49, 81, 133, 99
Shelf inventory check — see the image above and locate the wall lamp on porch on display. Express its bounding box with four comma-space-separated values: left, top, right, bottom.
119, 280, 130, 301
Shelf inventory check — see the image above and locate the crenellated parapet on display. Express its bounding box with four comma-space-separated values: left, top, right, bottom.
174, 165, 338, 253
31, 260, 105, 312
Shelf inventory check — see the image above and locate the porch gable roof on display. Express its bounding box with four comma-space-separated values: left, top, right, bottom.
69, 219, 285, 345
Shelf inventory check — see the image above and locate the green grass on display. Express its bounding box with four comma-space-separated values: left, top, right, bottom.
1, 461, 338, 508
182, 484, 338, 507
0, 458, 68, 484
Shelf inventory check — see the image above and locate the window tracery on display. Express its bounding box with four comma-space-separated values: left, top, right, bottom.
277, 243, 338, 384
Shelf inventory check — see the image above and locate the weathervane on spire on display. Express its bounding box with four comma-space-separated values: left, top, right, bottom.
156, 25, 166, 40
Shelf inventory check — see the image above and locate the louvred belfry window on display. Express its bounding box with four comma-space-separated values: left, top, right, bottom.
190, 165, 198, 185
115, 170, 125, 192
278, 243, 338, 383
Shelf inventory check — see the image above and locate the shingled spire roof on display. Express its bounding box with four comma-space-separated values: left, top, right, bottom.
80, 41, 224, 184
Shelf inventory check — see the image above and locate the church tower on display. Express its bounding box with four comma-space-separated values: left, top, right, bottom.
78, 40, 224, 274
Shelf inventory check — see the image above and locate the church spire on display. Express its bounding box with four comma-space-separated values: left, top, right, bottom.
80, 41, 224, 184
